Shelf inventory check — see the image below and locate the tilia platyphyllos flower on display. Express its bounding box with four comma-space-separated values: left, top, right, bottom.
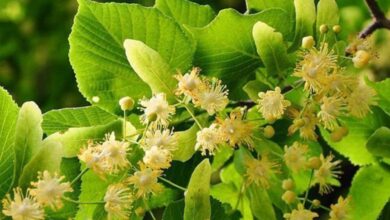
104, 183, 133, 220
258, 87, 291, 121
2, 188, 44, 220
245, 154, 280, 188
30, 171, 73, 210
126, 162, 163, 198
139, 93, 175, 126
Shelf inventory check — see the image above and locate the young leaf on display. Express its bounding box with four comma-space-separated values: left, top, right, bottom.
252, 21, 292, 78
246, 185, 276, 220
321, 107, 390, 166
42, 106, 117, 135
184, 159, 211, 220
349, 164, 390, 220
245, 0, 294, 39
290, 0, 316, 51
69, 0, 195, 113
13, 102, 43, 186
173, 122, 199, 162
366, 127, 390, 158
0, 87, 19, 198
123, 39, 177, 101
190, 8, 291, 99
44, 120, 133, 158
155, 0, 215, 27
368, 78, 390, 116
163, 199, 185, 220
18, 140, 62, 189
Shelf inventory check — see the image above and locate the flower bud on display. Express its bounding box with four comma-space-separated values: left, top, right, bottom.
282, 190, 296, 204
263, 125, 275, 139
332, 25, 341, 33
119, 96, 135, 111
282, 178, 294, 190
312, 199, 321, 208
306, 157, 322, 169
320, 24, 328, 34
302, 36, 315, 49
352, 50, 370, 68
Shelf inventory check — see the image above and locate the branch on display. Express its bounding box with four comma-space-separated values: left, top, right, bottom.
359, 0, 390, 38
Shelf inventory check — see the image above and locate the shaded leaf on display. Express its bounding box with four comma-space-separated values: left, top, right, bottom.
366, 127, 390, 158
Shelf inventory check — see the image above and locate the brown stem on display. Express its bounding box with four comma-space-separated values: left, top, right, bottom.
359, 0, 390, 38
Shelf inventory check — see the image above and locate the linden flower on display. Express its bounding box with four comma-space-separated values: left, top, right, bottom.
217, 109, 255, 148
127, 163, 163, 198
284, 142, 309, 173
294, 43, 337, 92
258, 87, 291, 121
139, 93, 175, 126
78, 141, 106, 178
101, 132, 130, 174
320, 73, 357, 97
283, 203, 319, 220
142, 128, 177, 151
2, 188, 44, 220
329, 196, 351, 220
347, 83, 377, 118
195, 124, 222, 155
314, 154, 342, 194
104, 183, 133, 220
288, 108, 318, 140
192, 78, 229, 115
143, 146, 173, 170
175, 67, 204, 97
245, 155, 280, 188
318, 96, 344, 130
30, 171, 73, 210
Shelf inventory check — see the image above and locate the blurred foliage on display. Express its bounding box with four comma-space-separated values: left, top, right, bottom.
0, 0, 389, 111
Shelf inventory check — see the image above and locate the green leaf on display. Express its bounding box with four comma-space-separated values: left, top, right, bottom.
123, 39, 177, 101
184, 159, 211, 220
245, 0, 295, 39
243, 80, 270, 102
316, 0, 339, 44
290, 0, 316, 51
368, 78, 390, 116
349, 164, 390, 220
13, 102, 43, 186
75, 170, 110, 219
0, 86, 19, 198
18, 140, 62, 189
146, 186, 180, 210
321, 107, 390, 166
173, 122, 200, 162
46, 158, 82, 220
366, 127, 390, 158
162, 199, 185, 220
211, 164, 253, 220
191, 8, 291, 99
211, 145, 234, 172
45, 120, 134, 158
252, 21, 292, 78
155, 0, 215, 27
69, 0, 195, 113
246, 185, 276, 220
42, 106, 117, 135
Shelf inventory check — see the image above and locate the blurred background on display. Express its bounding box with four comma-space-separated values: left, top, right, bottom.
0, 0, 389, 112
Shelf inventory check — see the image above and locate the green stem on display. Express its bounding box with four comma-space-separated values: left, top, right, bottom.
298, 198, 330, 211
183, 104, 203, 129
123, 110, 127, 141
143, 199, 156, 220
234, 182, 246, 211
303, 169, 314, 206
158, 176, 187, 191
71, 168, 89, 185
62, 197, 105, 205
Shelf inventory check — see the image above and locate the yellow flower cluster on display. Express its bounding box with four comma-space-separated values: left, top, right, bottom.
2, 171, 72, 220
